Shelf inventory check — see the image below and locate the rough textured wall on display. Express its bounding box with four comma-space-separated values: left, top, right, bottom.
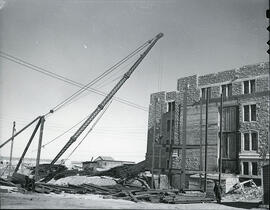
239, 95, 270, 159
177, 75, 200, 105
198, 69, 236, 86
232, 82, 242, 95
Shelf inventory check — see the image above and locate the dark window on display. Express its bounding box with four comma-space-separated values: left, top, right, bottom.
207, 87, 211, 99
252, 162, 258, 175
222, 85, 226, 98
166, 160, 169, 169
244, 80, 256, 94
222, 84, 232, 98
167, 120, 170, 132
251, 132, 258, 151
166, 140, 169, 144
243, 162, 249, 175
228, 84, 232, 96
172, 102, 175, 111
172, 120, 175, 130
244, 133, 250, 151
251, 105, 256, 121
244, 81, 249, 94
250, 80, 255, 93
201, 88, 206, 100
222, 135, 229, 158
168, 101, 176, 112
244, 105, 249, 121
166, 147, 169, 152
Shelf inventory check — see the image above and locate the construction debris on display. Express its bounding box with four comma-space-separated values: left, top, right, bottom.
224, 179, 262, 201
33, 178, 212, 204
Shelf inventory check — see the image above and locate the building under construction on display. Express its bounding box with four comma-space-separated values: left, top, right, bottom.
145, 62, 270, 189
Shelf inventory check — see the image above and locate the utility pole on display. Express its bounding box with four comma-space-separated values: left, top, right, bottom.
151, 97, 158, 188
204, 88, 209, 192
181, 83, 188, 189
34, 116, 45, 181
8, 121, 16, 176
219, 93, 223, 184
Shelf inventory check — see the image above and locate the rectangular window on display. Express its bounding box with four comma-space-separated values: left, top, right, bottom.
243, 104, 256, 122
244, 81, 249, 94
207, 87, 211, 99
201, 87, 211, 100
250, 80, 255, 93
222, 134, 229, 158
244, 133, 250, 151
172, 102, 175, 111
221, 83, 232, 98
168, 101, 176, 112
243, 162, 249, 175
166, 160, 169, 169
167, 120, 170, 132
251, 132, 258, 151
244, 105, 249, 121
222, 85, 226, 98
201, 88, 206, 100
252, 162, 258, 175
251, 105, 256, 121
243, 80, 256, 94
227, 84, 232, 97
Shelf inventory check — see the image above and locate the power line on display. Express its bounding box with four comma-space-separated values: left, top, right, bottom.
64, 100, 112, 162
0, 50, 148, 113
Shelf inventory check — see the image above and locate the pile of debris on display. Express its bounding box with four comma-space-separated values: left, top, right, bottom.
224, 179, 263, 201
34, 177, 211, 204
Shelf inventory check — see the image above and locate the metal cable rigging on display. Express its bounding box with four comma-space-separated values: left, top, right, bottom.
64, 100, 112, 162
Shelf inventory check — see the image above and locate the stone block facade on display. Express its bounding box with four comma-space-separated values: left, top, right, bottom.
146, 62, 269, 188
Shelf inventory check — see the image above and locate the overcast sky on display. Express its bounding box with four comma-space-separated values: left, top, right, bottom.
0, 0, 268, 163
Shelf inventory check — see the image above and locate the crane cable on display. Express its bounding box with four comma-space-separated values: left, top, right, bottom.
0, 39, 150, 116
45, 40, 150, 115
31, 59, 137, 151
0, 52, 148, 112
64, 100, 112, 162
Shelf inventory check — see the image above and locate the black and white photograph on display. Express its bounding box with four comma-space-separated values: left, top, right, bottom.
0, 0, 269, 209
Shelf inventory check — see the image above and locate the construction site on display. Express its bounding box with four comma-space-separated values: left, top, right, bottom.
0, 1, 269, 209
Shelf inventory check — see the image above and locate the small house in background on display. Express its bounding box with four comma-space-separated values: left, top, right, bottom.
82, 156, 135, 171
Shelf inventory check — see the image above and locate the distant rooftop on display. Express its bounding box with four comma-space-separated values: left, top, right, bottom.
94, 156, 114, 161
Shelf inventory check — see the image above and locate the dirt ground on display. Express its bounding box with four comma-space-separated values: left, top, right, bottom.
0, 192, 267, 209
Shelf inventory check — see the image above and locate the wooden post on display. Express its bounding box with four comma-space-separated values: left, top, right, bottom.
151, 97, 158, 188
8, 122, 16, 176
0, 117, 40, 149
168, 101, 174, 187
35, 116, 45, 181
204, 88, 209, 192
14, 117, 41, 173
181, 83, 188, 189
219, 93, 223, 184
199, 97, 203, 190
158, 102, 163, 189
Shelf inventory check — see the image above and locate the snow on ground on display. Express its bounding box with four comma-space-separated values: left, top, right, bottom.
47, 175, 117, 186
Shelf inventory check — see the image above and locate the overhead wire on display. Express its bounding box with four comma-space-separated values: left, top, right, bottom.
0, 41, 149, 114
64, 100, 112, 162
0, 45, 149, 114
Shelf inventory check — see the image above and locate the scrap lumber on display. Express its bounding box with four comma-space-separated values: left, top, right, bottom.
97, 160, 146, 179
